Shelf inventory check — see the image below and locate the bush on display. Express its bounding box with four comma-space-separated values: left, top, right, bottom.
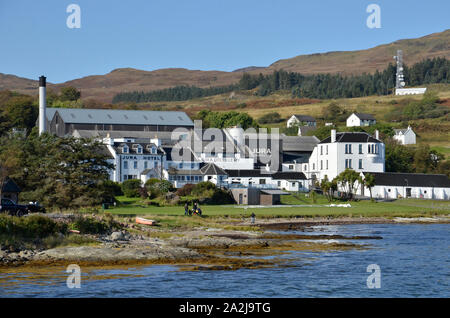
176, 183, 196, 196
69, 216, 109, 234
145, 178, 174, 198
121, 179, 142, 197
258, 112, 283, 124
191, 182, 216, 197
0, 214, 68, 238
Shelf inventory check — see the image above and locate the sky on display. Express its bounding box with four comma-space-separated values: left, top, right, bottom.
0, 0, 449, 83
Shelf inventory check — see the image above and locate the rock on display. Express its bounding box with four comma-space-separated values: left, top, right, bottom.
110, 231, 130, 241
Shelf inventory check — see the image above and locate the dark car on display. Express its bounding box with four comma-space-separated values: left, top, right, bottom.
0, 198, 29, 216
26, 202, 46, 214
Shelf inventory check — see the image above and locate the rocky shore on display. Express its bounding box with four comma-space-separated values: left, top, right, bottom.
1, 215, 448, 269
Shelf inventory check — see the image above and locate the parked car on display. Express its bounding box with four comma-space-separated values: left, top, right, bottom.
0, 198, 29, 216
26, 201, 46, 214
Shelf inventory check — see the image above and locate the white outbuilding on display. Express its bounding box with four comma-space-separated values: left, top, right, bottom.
346, 113, 376, 127
393, 126, 416, 145
360, 172, 450, 200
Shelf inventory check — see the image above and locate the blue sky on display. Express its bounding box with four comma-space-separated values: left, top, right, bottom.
0, 0, 449, 83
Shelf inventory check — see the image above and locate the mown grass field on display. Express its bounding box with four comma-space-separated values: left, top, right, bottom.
105, 195, 450, 219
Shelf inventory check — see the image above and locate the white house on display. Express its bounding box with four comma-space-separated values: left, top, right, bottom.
165, 163, 228, 189
306, 130, 385, 183
393, 126, 416, 145
395, 88, 427, 96
103, 137, 164, 183
287, 115, 316, 128
225, 169, 308, 192
360, 172, 450, 200
346, 113, 376, 127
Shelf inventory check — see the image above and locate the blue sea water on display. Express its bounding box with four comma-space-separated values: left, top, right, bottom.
0, 224, 448, 298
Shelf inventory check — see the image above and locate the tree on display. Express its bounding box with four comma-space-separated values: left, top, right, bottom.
320, 175, 333, 202
60, 86, 81, 101
363, 173, 376, 201
1, 96, 38, 133
336, 169, 360, 200
0, 132, 114, 209
122, 179, 142, 198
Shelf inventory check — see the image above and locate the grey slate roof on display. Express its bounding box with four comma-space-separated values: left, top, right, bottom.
200, 163, 227, 176
281, 135, 320, 152
292, 115, 316, 122
52, 108, 194, 126
353, 113, 376, 120
319, 132, 381, 144
364, 172, 450, 188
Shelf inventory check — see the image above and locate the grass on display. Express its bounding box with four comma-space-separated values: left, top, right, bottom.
108, 195, 450, 219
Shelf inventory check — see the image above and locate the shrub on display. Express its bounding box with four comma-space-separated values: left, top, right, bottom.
258, 112, 282, 124
69, 216, 109, 234
176, 183, 196, 196
0, 214, 68, 238
145, 179, 174, 198
191, 182, 216, 197
121, 179, 142, 197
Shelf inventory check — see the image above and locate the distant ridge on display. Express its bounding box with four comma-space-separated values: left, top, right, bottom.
1, 29, 449, 102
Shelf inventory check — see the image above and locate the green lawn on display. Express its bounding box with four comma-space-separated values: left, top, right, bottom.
106, 195, 450, 219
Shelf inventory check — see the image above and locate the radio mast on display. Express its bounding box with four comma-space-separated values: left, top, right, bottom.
393, 50, 405, 89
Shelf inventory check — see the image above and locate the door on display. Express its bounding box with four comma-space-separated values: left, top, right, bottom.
406, 188, 412, 198
239, 194, 243, 205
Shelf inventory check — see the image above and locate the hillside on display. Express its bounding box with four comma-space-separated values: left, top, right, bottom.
1, 29, 449, 102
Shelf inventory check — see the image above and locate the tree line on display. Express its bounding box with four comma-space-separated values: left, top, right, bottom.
112, 57, 449, 103
112, 84, 238, 104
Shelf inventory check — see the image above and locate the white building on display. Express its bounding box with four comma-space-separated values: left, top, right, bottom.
346, 113, 376, 127
395, 88, 427, 96
287, 115, 316, 128
360, 172, 450, 200
165, 163, 228, 189
393, 126, 416, 145
306, 130, 385, 183
225, 169, 309, 192
103, 137, 165, 183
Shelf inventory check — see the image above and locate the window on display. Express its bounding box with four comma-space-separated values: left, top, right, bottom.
292, 182, 296, 187
123, 161, 128, 169
359, 144, 363, 154
133, 161, 138, 169
151, 147, 157, 154
186, 176, 191, 181
304, 165, 307, 171
260, 179, 266, 185
326, 160, 328, 170
349, 144, 352, 154
137, 147, 142, 154
359, 159, 363, 169
368, 144, 371, 153
320, 160, 323, 170
313, 163, 315, 170
289, 165, 294, 170
326, 145, 328, 155
123, 146, 129, 154
179, 163, 183, 169
345, 159, 352, 169
144, 161, 148, 169
320, 146, 323, 155
278, 181, 281, 186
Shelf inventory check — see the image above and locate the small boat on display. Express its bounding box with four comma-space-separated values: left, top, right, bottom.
135, 217, 157, 226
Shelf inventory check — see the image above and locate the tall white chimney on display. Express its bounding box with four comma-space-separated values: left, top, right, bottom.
39, 76, 46, 135
375, 129, 380, 140
331, 129, 336, 143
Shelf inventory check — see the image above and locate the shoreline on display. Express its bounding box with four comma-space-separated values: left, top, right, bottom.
1, 215, 449, 270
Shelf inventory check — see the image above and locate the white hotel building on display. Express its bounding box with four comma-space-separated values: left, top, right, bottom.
306, 130, 385, 183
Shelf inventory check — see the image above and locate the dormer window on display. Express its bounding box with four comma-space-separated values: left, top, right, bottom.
122, 145, 129, 153
151, 147, 157, 154
137, 146, 142, 154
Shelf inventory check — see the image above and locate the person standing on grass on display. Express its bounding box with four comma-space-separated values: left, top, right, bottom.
251, 212, 256, 224
184, 202, 189, 216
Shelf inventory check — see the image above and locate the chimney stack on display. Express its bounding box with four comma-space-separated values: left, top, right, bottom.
331, 129, 336, 143
39, 76, 46, 135
375, 129, 380, 140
